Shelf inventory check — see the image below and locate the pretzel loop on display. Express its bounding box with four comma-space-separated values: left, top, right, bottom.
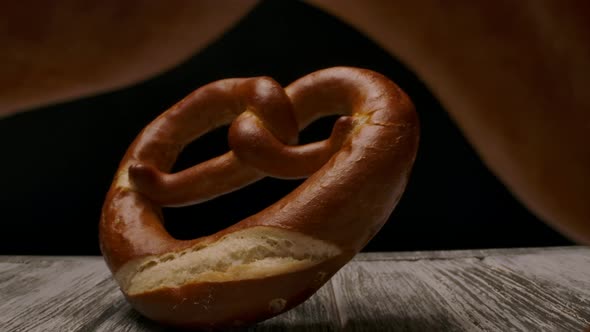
126, 77, 295, 207
128, 76, 354, 206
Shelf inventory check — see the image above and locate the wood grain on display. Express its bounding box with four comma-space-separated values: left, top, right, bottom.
332, 247, 590, 331
1, 247, 589, 331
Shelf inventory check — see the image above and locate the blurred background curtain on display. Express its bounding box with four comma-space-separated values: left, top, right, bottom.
0, 0, 571, 255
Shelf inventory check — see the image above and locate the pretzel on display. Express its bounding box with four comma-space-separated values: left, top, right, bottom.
99, 67, 419, 329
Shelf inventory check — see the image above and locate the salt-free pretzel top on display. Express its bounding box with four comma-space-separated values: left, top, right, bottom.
99, 67, 419, 329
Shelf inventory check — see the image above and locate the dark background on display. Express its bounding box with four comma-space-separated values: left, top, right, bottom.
0, 0, 571, 255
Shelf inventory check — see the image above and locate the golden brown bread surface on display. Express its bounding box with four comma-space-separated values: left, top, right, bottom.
99, 67, 419, 329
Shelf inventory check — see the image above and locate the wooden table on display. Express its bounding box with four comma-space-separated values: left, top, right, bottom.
2, 247, 589, 331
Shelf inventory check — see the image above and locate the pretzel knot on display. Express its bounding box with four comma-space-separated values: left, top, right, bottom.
100, 67, 419, 329
126, 74, 354, 207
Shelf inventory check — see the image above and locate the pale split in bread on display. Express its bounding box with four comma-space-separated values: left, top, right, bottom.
117, 227, 341, 295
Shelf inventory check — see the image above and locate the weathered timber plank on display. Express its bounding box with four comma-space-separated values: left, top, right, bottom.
332, 247, 590, 331
356, 246, 582, 261
2, 247, 590, 331
0, 256, 119, 332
